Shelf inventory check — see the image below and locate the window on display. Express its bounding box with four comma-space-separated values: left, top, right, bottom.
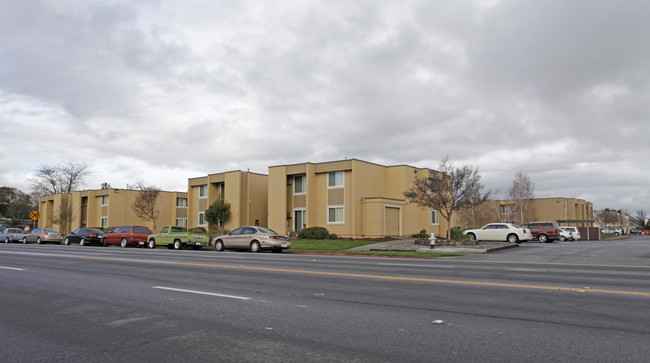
429, 209, 440, 225
328, 171, 344, 188
294, 175, 306, 194
294, 209, 306, 232
500, 204, 514, 214
198, 185, 207, 198
175, 218, 186, 227
198, 212, 206, 226
176, 198, 187, 207
328, 206, 344, 224
100, 217, 108, 228
100, 196, 108, 206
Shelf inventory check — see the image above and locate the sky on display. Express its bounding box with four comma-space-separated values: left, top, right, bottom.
1, 0, 648, 215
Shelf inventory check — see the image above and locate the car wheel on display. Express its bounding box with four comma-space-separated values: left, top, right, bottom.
538, 234, 549, 243
64, 238, 70, 245
148, 239, 156, 249
250, 241, 261, 253
120, 238, 128, 248
467, 233, 476, 241
173, 240, 181, 250
215, 240, 224, 252
22, 237, 27, 244
507, 234, 519, 244
80, 238, 85, 246
560, 236, 566, 241
4, 237, 9, 243
37, 237, 42, 244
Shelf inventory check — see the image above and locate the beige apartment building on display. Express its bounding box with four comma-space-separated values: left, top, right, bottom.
457, 197, 594, 229
268, 159, 448, 239
187, 170, 268, 231
38, 188, 188, 233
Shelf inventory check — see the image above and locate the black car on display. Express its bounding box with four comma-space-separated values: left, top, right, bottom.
64, 228, 104, 246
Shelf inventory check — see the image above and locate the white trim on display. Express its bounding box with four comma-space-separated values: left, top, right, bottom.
429, 209, 440, 226
100, 216, 108, 228
293, 175, 306, 195
100, 195, 108, 206
293, 208, 306, 232
327, 171, 344, 189
198, 212, 206, 226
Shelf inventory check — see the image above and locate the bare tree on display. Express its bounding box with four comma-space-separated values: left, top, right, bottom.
32, 161, 89, 196
631, 209, 647, 228
131, 182, 162, 232
507, 170, 535, 224
404, 157, 486, 239
595, 209, 621, 227
53, 196, 74, 233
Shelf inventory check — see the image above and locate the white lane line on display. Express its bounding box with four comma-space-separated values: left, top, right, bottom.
152, 286, 251, 300
0, 266, 25, 271
377, 263, 455, 268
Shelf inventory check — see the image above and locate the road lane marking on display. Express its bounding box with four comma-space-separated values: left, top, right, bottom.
0, 266, 24, 271
153, 286, 251, 300
3, 250, 650, 297
377, 263, 455, 268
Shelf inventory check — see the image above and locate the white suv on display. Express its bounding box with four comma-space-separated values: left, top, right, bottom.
601, 227, 623, 235
560, 227, 581, 241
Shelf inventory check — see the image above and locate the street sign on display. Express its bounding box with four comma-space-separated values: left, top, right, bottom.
30, 210, 40, 221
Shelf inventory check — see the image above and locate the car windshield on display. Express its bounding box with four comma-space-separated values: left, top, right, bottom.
44, 228, 58, 233
257, 227, 278, 234
7, 228, 21, 233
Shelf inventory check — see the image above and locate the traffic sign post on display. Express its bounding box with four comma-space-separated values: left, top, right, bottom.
30, 210, 40, 230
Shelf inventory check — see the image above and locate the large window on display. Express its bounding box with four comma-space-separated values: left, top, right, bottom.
429, 209, 440, 225
328, 206, 344, 224
176, 218, 186, 227
294, 175, 306, 194
100, 196, 108, 206
100, 217, 108, 228
500, 204, 515, 214
328, 171, 344, 188
198, 185, 207, 198
198, 212, 206, 226
176, 198, 187, 207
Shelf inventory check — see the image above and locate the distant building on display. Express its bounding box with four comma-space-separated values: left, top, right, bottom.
38, 188, 187, 233
456, 197, 594, 229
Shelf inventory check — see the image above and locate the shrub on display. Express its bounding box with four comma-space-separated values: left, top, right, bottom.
328, 233, 339, 240
412, 229, 428, 239
189, 227, 207, 234
451, 227, 468, 241
298, 226, 330, 239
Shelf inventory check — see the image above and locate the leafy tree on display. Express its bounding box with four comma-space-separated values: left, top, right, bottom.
404, 157, 486, 239
205, 198, 231, 229
32, 161, 89, 196
131, 182, 161, 231
0, 187, 34, 226
507, 170, 535, 225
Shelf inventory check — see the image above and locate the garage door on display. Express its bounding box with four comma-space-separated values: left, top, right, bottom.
385, 207, 400, 236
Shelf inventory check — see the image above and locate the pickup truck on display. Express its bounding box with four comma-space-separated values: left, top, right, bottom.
146, 225, 209, 250
1, 228, 25, 243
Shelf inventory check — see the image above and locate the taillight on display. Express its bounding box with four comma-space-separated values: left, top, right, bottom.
523, 229, 527, 233
90, 234, 96, 238
44, 232, 49, 237
269, 236, 277, 239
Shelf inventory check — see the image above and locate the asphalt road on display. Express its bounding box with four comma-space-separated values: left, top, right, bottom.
1, 237, 649, 362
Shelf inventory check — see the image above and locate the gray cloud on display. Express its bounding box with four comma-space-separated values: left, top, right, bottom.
0, 0, 648, 214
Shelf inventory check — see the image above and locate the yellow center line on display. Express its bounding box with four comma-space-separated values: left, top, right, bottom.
3, 250, 650, 297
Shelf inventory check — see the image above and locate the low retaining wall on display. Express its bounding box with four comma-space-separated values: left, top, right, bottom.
414, 239, 478, 247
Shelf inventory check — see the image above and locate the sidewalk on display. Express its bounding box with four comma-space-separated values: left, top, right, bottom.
346, 239, 518, 254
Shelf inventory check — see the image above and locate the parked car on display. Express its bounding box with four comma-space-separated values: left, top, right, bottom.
22, 228, 63, 244
1, 228, 25, 243
601, 227, 624, 236
520, 222, 561, 243
64, 228, 104, 246
630, 228, 644, 235
212, 226, 291, 252
146, 225, 209, 250
560, 227, 581, 241
558, 228, 572, 241
462, 223, 533, 243
102, 225, 152, 248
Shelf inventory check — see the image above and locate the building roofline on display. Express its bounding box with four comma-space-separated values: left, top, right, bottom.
268, 158, 435, 171
188, 170, 268, 181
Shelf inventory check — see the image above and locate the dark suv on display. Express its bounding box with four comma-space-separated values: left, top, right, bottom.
521, 222, 560, 243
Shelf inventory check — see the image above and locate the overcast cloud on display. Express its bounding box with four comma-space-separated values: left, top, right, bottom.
1, 0, 648, 214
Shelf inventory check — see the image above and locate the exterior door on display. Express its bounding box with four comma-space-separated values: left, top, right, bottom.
294, 209, 306, 232
385, 207, 400, 236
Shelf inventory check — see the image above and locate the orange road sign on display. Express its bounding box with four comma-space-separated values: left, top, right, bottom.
30, 211, 40, 221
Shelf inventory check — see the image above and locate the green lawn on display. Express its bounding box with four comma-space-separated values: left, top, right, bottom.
287, 239, 461, 258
